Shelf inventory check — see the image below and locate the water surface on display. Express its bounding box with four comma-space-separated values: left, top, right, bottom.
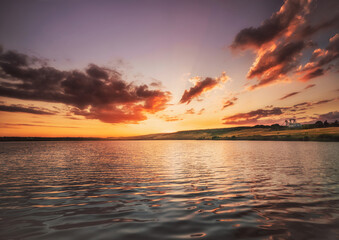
0, 141, 338, 239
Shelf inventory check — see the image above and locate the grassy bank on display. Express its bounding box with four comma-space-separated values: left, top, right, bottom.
2, 127, 339, 142
123, 127, 339, 142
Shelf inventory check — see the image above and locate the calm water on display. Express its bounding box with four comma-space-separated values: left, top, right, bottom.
0, 141, 338, 240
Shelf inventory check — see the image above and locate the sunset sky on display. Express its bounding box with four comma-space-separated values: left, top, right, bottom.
0, 0, 338, 137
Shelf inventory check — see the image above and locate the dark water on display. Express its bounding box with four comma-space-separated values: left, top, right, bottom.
0, 141, 338, 240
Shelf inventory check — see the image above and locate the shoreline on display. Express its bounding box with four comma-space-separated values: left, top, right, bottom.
1, 126, 339, 142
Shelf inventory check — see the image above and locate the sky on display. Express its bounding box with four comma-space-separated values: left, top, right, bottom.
0, 0, 338, 137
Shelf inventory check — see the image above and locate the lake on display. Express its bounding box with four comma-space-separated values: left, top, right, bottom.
0, 141, 338, 240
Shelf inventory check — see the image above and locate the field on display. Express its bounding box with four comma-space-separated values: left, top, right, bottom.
124, 127, 339, 141
1, 127, 339, 142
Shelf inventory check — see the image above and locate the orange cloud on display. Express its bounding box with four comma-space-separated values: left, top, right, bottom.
223, 107, 283, 125
185, 108, 195, 114
180, 72, 229, 104
304, 84, 316, 89
279, 91, 300, 100
247, 41, 310, 89
222, 97, 238, 110
230, 0, 338, 89
230, 0, 311, 51
278, 83, 316, 100
0, 104, 55, 115
222, 97, 336, 125
0, 48, 172, 124
159, 114, 183, 122
197, 108, 205, 115
298, 34, 339, 81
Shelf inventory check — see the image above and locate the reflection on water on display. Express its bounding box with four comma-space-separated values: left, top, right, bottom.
0, 141, 338, 239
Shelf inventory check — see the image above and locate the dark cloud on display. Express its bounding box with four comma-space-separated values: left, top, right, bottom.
180, 73, 228, 104
304, 83, 316, 89
279, 83, 317, 100
222, 97, 336, 125
313, 99, 335, 105
231, 0, 310, 50
222, 97, 238, 110
299, 68, 324, 81
0, 123, 79, 129
231, 0, 338, 89
279, 91, 300, 100
85, 64, 110, 80
248, 41, 307, 79
247, 41, 310, 89
315, 111, 339, 121
299, 14, 339, 38
150, 80, 163, 88
299, 34, 339, 81
293, 102, 309, 108
222, 107, 283, 125
288, 98, 336, 113
0, 49, 171, 124
180, 78, 217, 104
0, 104, 55, 115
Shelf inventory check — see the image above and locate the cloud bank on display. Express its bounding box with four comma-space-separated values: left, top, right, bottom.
231, 0, 339, 89
222, 97, 336, 125
0, 49, 171, 124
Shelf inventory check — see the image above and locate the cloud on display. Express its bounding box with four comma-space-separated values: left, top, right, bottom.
299, 68, 324, 81
222, 97, 336, 125
299, 14, 339, 38
0, 104, 55, 115
315, 111, 339, 121
299, 34, 339, 81
180, 72, 229, 104
247, 40, 312, 90
150, 79, 163, 88
288, 98, 336, 113
278, 83, 315, 100
159, 114, 183, 122
0, 123, 79, 129
230, 0, 311, 50
222, 97, 238, 110
185, 108, 195, 114
0, 48, 172, 124
184, 107, 205, 115
313, 99, 335, 105
231, 0, 338, 89
222, 107, 283, 125
85, 64, 110, 80
304, 83, 316, 89
197, 108, 205, 115
279, 91, 300, 100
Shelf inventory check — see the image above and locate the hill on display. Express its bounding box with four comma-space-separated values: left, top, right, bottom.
121, 126, 339, 142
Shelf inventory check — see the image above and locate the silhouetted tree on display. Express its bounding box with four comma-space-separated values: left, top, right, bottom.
324, 120, 329, 127
334, 120, 339, 127
270, 124, 280, 130
315, 121, 324, 128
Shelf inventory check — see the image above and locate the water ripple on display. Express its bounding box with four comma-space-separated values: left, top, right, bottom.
0, 141, 338, 239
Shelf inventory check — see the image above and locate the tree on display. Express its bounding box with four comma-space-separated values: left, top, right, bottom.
315, 121, 324, 128
324, 120, 329, 127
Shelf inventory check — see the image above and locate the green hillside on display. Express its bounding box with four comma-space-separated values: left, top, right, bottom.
123, 126, 339, 142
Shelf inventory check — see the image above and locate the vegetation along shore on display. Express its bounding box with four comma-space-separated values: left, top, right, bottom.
1, 121, 339, 142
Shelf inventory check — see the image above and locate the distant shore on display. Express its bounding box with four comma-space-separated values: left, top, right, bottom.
121, 126, 339, 142
1, 126, 339, 142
